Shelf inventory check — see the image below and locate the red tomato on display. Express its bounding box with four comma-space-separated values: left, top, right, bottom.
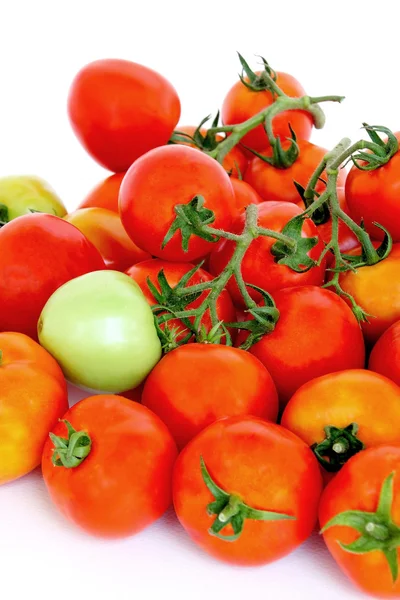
229, 178, 262, 215
175, 125, 248, 179
339, 243, 400, 345
0, 213, 105, 339
126, 259, 236, 343
0, 332, 68, 485
173, 416, 322, 565
245, 140, 347, 204
78, 172, 125, 212
345, 132, 400, 242
42, 395, 178, 538
65, 208, 150, 271
119, 145, 234, 262
209, 201, 326, 307
68, 59, 181, 172
221, 72, 313, 153
281, 370, 400, 478
142, 344, 278, 449
319, 446, 400, 597
369, 320, 400, 387
237, 286, 365, 407
118, 382, 144, 403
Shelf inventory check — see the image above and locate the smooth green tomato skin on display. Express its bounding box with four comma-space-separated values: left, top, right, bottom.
38, 271, 162, 393
0, 176, 66, 222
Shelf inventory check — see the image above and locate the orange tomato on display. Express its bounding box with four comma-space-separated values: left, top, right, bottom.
369, 320, 400, 387
281, 370, 400, 476
339, 243, 400, 345
0, 332, 68, 485
65, 207, 150, 271
78, 172, 125, 212
319, 446, 400, 597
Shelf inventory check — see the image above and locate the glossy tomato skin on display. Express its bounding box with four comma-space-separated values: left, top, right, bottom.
319, 446, 400, 597
0, 332, 68, 485
229, 178, 262, 215
42, 395, 178, 538
345, 133, 400, 242
369, 320, 400, 386
209, 202, 326, 307
0, 176, 66, 222
0, 213, 105, 339
221, 72, 313, 153
68, 59, 181, 172
65, 208, 150, 271
78, 172, 125, 212
339, 243, 400, 345
175, 125, 248, 179
119, 145, 235, 262
281, 369, 400, 460
126, 259, 236, 342
245, 140, 347, 203
142, 344, 278, 449
239, 286, 365, 407
173, 416, 322, 565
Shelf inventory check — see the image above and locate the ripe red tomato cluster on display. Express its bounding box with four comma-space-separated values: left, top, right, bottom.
2, 54, 400, 599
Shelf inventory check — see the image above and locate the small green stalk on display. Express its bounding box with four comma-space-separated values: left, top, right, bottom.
311, 423, 365, 472
321, 473, 400, 582
200, 456, 295, 541
49, 420, 91, 468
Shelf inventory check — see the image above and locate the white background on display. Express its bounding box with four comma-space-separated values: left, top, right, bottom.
0, 1, 397, 598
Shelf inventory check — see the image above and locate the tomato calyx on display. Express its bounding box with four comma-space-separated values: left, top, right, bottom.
152, 316, 192, 353
311, 423, 365, 473
321, 473, 400, 582
350, 124, 399, 171
49, 420, 91, 468
200, 456, 295, 542
162, 195, 219, 252
237, 53, 280, 94
243, 124, 300, 169
0, 203, 9, 228
270, 214, 319, 273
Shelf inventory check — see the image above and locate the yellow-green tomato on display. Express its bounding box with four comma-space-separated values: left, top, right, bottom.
37, 270, 162, 393
0, 176, 66, 225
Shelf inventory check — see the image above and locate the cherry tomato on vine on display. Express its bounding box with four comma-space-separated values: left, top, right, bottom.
338, 243, 400, 345
174, 125, 248, 178
319, 446, 400, 597
126, 259, 236, 345
173, 416, 322, 565
369, 320, 400, 387
65, 208, 150, 271
209, 201, 326, 307
221, 72, 312, 154
237, 286, 365, 407
42, 395, 178, 538
0, 332, 68, 485
78, 172, 125, 212
119, 145, 235, 262
281, 370, 400, 479
0, 213, 105, 340
245, 140, 347, 204
345, 132, 400, 242
68, 59, 181, 172
142, 344, 278, 449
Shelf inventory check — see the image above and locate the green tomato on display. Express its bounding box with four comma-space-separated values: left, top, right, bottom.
38, 270, 162, 393
0, 176, 66, 225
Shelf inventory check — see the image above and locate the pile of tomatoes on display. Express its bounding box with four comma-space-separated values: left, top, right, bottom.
2, 54, 400, 599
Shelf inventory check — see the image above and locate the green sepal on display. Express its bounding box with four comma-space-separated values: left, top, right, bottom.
228, 285, 280, 350
49, 420, 91, 469
311, 423, 365, 473
237, 52, 277, 92
196, 321, 233, 346
321, 473, 400, 583
338, 221, 392, 270
200, 456, 295, 542
351, 124, 399, 171
162, 195, 218, 252
242, 123, 299, 169
0, 203, 9, 227
146, 264, 204, 313
270, 215, 319, 272
152, 314, 192, 353
294, 181, 331, 225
